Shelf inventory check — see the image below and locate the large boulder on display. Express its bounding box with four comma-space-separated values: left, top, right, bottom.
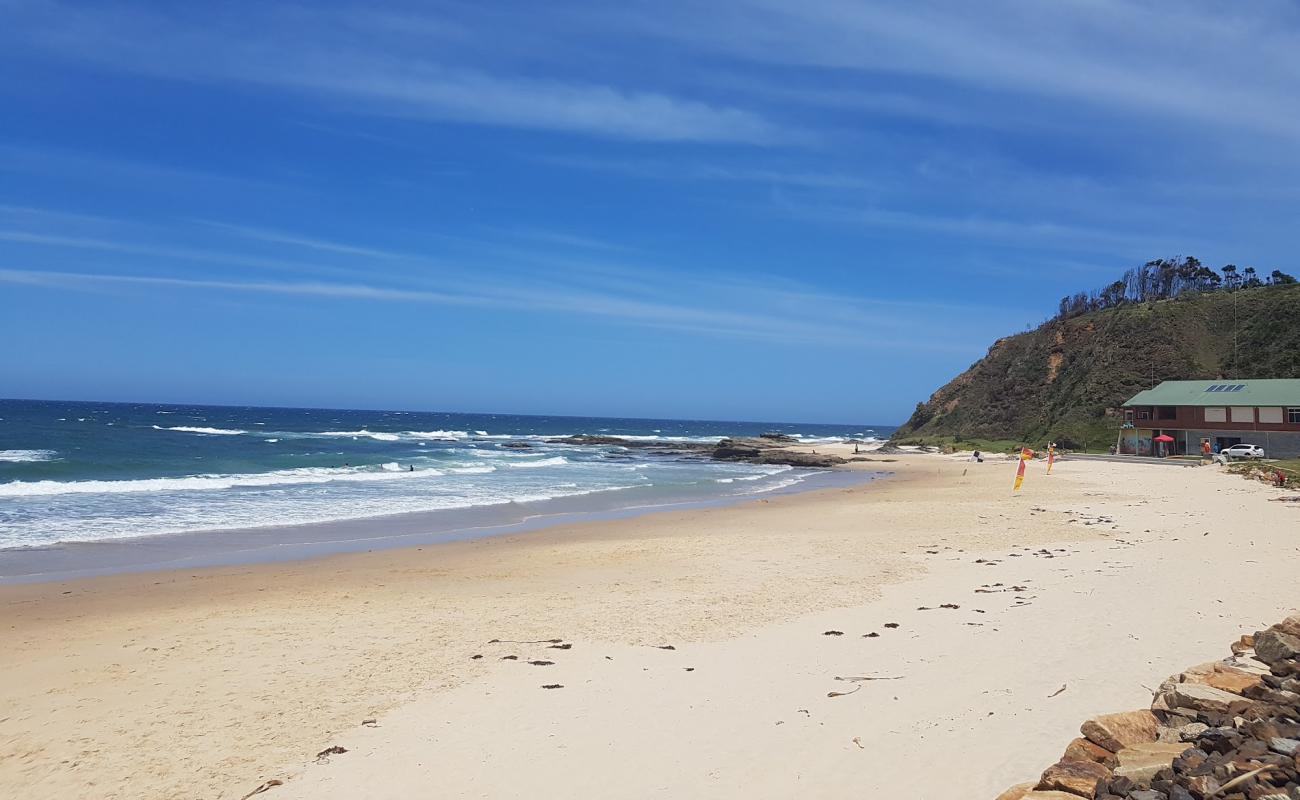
1062, 737, 1112, 764
1036, 759, 1111, 796
1110, 742, 1190, 784
1080, 710, 1159, 753
1254, 628, 1300, 667
1200, 664, 1263, 694
994, 782, 1036, 800
1164, 682, 1246, 716
1275, 613, 1300, 638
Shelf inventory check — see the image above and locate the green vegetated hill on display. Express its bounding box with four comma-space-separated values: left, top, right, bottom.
893, 283, 1300, 450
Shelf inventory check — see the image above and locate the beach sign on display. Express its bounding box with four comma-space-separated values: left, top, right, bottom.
1013, 447, 1033, 491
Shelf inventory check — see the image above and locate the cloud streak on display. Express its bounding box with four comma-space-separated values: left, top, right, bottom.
0, 264, 985, 352
607, 0, 1300, 143
0, 198, 1004, 357
8, 3, 788, 145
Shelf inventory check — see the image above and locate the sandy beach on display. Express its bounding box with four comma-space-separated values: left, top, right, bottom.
2, 446, 1297, 799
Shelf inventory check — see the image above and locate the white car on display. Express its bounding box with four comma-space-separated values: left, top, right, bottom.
1221, 444, 1265, 460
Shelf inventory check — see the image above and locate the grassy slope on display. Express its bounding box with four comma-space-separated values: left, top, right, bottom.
893, 284, 1300, 450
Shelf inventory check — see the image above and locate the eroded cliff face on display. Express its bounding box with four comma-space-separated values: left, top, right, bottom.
894, 285, 1300, 447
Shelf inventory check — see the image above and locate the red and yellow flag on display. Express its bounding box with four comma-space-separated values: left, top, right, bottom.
1013, 447, 1033, 491
1047, 443, 1056, 474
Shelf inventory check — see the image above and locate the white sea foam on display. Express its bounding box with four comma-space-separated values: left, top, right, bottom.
0, 449, 58, 463
0, 480, 657, 548
0, 464, 448, 497
788, 433, 882, 445
346, 430, 400, 441
593, 434, 725, 443
402, 430, 470, 440
504, 456, 568, 468
153, 425, 247, 436
265, 429, 471, 442
748, 476, 806, 494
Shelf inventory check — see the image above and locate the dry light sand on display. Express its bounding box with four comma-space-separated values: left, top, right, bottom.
2, 446, 1298, 799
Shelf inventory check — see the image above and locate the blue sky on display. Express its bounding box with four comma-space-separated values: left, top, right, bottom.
2, 1, 1298, 423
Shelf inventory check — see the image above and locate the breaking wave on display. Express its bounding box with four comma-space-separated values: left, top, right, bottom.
0, 464, 449, 497
0, 449, 58, 463
152, 425, 247, 435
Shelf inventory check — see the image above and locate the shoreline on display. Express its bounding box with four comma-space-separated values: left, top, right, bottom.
0, 466, 882, 584
3, 448, 1297, 799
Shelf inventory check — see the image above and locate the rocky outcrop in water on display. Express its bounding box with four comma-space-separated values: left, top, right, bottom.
541, 435, 848, 468
995, 614, 1300, 800
712, 438, 846, 467
544, 435, 716, 451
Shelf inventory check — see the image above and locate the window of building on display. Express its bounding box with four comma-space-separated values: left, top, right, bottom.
1259, 407, 1284, 424
1204, 407, 1226, 423
1230, 406, 1254, 423
1137, 409, 1150, 421
1157, 406, 1177, 420
1290, 408, 1300, 424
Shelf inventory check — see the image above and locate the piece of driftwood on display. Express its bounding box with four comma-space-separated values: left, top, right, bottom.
239, 779, 282, 800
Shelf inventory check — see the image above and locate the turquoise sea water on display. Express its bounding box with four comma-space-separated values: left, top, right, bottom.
0, 399, 891, 550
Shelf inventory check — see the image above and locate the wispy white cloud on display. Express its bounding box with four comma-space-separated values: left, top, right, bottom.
533, 154, 869, 189
489, 228, 634, 253
193, 221, 405, 260
0, 263, 988, 352
600, 0, 1300, 143
772, 202, 1201, 257
0, 143, 272, 189
7, 3, 789, 145
0, 207, 1006, 352
0, 228, 380, 280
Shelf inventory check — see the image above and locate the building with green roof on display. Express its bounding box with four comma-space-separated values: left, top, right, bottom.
1119, 379, 1300, 458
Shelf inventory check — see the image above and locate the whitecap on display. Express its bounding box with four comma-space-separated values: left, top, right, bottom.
402, 430, 471, 440
504, 456, 568, 469
0, 464, 446, 497
0, 449, 58, 463
152, 425, 247, 436
315, 429, 401, 441
593, 434, 725, 444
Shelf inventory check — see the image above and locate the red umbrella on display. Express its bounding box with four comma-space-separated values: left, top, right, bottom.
1153, 435, 1175, 442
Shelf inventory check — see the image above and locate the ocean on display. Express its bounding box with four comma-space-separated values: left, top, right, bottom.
0, 400, 892, 558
